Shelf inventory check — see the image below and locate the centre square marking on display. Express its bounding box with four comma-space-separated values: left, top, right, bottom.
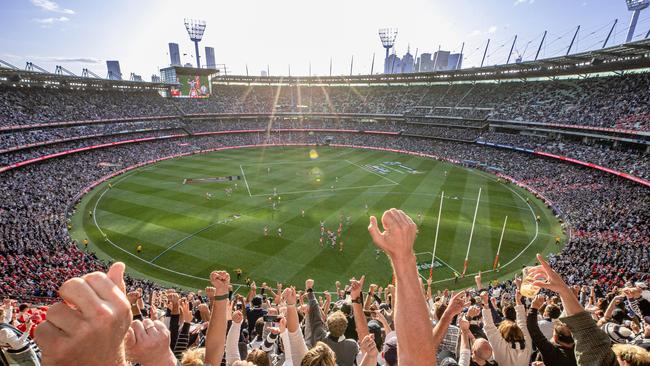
239, 159, 400, 197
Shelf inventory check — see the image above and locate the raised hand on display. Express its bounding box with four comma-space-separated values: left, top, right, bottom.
368, 209, 418, 261
474, 271, 482, 290
205, 286, 216, 298
269, 316, 286, 335
180, 298, 192, 324
623, 287, 642, 300
125, 319, 176, 366
232, 310, 243, 324
349, 275, 366, 300
529, 254, 569, 294
305, 279, 314, 290
35, 262, 131, 366
531, 294, 546, 310
446, 291, 468, 316
458, 315, 470, 332
282, 287, 297, 305
359, 334, 378, 356
210, 271, 230, 295
480, 291, 489, 308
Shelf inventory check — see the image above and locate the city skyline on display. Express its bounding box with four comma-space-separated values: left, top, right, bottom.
1, 0, 648, 79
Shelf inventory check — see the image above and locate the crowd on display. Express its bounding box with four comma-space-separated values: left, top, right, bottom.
0, 81, 649, 365
1, 214, 649, 365
3, 73, 650, 131
478, 132, 650, 180
0, 120, 185, 152
0, 86, 178, 128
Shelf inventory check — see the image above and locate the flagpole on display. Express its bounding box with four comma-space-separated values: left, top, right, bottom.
463, 187, 482, 276
493, 215, 508, 270
429, 191, 444, 278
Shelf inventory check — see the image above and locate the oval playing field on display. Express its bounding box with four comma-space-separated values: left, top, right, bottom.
69, 146, 564, 290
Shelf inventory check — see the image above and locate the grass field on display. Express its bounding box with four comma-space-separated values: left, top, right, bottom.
69, 146, 564, 292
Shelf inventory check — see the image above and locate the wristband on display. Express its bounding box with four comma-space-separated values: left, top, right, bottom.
213, 293, 229, 301
352, 295, 363, 304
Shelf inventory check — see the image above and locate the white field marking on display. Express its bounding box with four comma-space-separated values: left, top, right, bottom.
91, 151, 543, 290
240, 165, 252, 197
381, 163, 406, 174
242, 159, 343, 166
471, 169, 539, 269
345, 160, 400, 185
248, 183, 398, 197
149, 217, 233, 263
416, 251, 461, 274
93, 181, 254, 286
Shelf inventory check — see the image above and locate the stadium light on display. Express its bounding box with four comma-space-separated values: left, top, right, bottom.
625, 0, 650, 43
378, 28, 398, 74
184, 19, 207, 68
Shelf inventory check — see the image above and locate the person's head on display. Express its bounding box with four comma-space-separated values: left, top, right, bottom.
612, 344, 650, 366
544, 304, 561, 320
434, 303, 447, 321
552, 322, 574, 348
611, 309, 628, 325
181, 347, 205, 366
247, 348, 271, 366
252, 295, 263, 307
300, 342, 336, 366
255, 317, 265, 339
382, 332, 397, 366
498, 320, 525, 347
326, 311, 348, 338
367, 319, 383, 349
501, 305, 516, 322
18, 304, 28, 312
472, 338, 493, 362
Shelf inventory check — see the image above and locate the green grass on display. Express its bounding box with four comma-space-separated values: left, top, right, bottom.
69, 146, 564, 292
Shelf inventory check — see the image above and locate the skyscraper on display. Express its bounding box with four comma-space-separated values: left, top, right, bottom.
401, 48, 414, 73
419, 53, 433, 72
448, 53, 463, 70
168, 43, 181, 66
386, 53, 401, 74
106, 61, 122, 80
433, 50, 450, 71
205, 47, 216, 69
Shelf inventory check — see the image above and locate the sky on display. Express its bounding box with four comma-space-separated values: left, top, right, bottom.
1, 0, 649, 79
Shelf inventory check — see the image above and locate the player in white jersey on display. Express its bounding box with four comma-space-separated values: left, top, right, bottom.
277, 227, 282, 237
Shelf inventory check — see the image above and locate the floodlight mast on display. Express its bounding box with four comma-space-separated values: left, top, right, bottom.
378, 28, 398, 74
625, 0, 650, 43
184, 19, 207, 68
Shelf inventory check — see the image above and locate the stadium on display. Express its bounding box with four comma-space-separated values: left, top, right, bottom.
1, 1, 649, 365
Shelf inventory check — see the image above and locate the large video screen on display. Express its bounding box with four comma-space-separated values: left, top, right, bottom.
171, 72, 210, 98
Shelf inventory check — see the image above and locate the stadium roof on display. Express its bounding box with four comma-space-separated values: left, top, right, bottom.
0, 66, 172, 90
213, 38, 650, 85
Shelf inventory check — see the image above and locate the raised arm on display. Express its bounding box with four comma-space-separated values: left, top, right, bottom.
368, 209, 436, 365
226, 311, 243, 365
350, 275, 369, 341
205, 271, 230, 366
531, 254, 617, 366
432, 291, 467, 352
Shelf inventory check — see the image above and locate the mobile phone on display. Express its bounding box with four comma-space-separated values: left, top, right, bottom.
263, 315, 279, 323
236, 303, 243, 310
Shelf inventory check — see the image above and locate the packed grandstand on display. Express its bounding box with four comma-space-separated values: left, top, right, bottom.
1, 40, 650, 366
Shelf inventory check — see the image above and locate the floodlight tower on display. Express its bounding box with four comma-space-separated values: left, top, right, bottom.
184, 19, 207, 68
625, 0, 650, 43
378, 28, 398, 74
